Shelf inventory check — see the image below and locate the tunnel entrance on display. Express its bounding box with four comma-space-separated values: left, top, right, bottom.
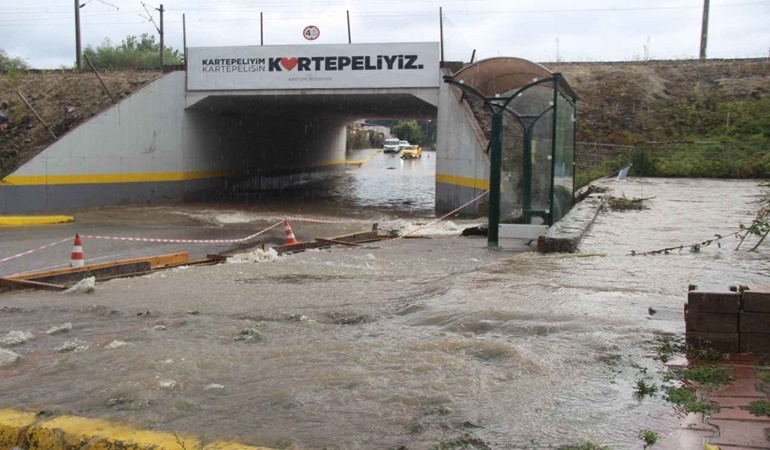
183, 91, 438, 217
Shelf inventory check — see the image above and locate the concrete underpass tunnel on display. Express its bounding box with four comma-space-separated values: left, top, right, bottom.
185, 91, 438, 197
445, 58, 578, 246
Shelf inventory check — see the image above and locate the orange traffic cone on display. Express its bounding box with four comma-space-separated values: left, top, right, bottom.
70, 234, 84, 267
283, 219, 300, 245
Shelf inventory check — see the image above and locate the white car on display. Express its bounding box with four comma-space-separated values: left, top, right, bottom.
398, 140, 410, 151
383, 138, 401, 153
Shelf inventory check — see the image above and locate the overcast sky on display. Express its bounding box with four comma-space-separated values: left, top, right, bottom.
2, 0, 768, 69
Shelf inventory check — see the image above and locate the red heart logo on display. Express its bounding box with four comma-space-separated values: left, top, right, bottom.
280, 57, 298, 71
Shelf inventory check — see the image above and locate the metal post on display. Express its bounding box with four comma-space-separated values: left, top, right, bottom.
488, 112, 503, 248
470, 49, 476, 64
17, 91, 57, 140
182, 13, 187, 68
439, 7, 444, 65
260, 12, 264, 45
84, 55, 117, 104
159, 4, 165, 68
347, 10, 351, 44
700, 0, 710, 59
549, 76, 559, 226
74, 0, 82, 69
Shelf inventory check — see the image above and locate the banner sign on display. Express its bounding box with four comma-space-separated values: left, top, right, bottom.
187, 42, 440, 91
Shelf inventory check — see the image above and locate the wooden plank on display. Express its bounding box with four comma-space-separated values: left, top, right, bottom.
325, 230, 379, 243
8, 253, 190, 281
28, 262, 153, 286
315, 238, 362, 247
0, 278, 67, 292
273, 241, 331, 254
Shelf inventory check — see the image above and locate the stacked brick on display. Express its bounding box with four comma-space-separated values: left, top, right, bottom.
685, 289, 770, 355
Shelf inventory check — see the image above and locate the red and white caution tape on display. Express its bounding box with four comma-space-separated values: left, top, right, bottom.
395, 190, 489, 239
0, 237, 72, 264
334, 190, 490, 252
284, 216, 381, 225
81, 220, 284, 245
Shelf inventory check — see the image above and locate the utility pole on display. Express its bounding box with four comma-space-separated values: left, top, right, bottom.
346, 10, 351, 44
158, 4, 165, 68
74, 0, 82, 69
182, 13, 187, 67
260, 12, 264, 45
699, 0, 710, 60
439, 7, 444, 65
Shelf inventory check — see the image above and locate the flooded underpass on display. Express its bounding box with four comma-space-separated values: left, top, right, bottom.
1, 169, 769, 449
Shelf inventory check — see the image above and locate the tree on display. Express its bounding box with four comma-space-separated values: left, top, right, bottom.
391, 120, 425, 145
82, 33, 182, 69
0, 49, 30, 72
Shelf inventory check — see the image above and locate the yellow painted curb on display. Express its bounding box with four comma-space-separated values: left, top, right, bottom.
0, 409, 272, 450
0, 216, 74, 226
346, 149, 383, 166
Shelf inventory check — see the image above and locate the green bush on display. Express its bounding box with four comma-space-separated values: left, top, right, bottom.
83, 33, 182, 69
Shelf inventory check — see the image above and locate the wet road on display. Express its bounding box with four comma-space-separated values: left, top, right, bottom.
1, 175, 769, 449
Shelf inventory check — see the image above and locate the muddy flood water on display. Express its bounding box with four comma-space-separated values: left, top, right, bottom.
1, 168, 769, 449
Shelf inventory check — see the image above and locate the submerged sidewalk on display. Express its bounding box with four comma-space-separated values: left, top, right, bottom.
669, 353, 770, 450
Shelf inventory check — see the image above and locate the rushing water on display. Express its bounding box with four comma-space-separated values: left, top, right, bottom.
0, 173, 768, 450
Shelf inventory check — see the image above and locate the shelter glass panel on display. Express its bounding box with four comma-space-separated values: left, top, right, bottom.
552, 94, 575, 223
500, 114, 525, 223
528, 110, 553, 224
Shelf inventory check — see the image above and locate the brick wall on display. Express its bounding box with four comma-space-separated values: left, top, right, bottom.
685, 290, 770, 355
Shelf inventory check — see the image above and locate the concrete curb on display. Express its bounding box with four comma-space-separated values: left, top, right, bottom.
0, 409, 272, 450
537, 191, 605, 253
0, 216, 74, 226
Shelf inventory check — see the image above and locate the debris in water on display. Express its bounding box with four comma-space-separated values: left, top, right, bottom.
153, 325, 167, 331
432, 434, 492, 450
56, 339, 88, 353
204, 383, 225, 391
0, 330, 34, 346
647, 307, 657, 316
46, 322, 72, 335
0, 348, 22, 367
234, 327, 264, 342
461, 225, 488, 237
187, 310, 200, 315
285, 314, 308, 322
106, 340, 128, 349
159, 379, 178, 389
106, 397, 131, 406
605, 195, 653, 211
327, 313, 375, 325
63, 277, 96, 294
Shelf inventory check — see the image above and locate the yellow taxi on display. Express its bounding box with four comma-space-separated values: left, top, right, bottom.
400, 145, 423, 159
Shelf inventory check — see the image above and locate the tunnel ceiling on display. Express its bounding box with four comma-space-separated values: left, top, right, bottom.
187, 93, 437, 122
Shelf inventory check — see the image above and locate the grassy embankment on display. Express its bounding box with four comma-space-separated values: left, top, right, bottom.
549, 60, 770, 187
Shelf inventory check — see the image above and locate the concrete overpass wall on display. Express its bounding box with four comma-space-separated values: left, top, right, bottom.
0, 73, 346, 213
1, 72, 195, 213
435, 73, 489, 216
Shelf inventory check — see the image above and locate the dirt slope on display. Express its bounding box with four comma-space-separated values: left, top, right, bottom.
0, 70, 160, 177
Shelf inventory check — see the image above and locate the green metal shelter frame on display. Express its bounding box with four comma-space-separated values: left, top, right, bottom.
443, 58, 578, 247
